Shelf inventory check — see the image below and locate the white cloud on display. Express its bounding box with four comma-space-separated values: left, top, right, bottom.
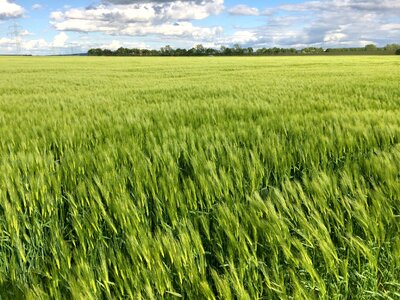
104, 0, 202, 2
323, 32, 347, 43
99, 40, 149, 50
19, 29, 33, 36
121, 22, 223, 38
229, 30, 258, 44
230, 0, 400, 48
5, 0, 397, 53
279, 0, 400, 13
23, 39, 48, 51
381, 24, 400, 31
1, 33, 147, 55
228, 5, 259, 16
0, 37, 16, 52
0, 36, 48, 53
0, 0, 24, 19
0, 37, 14, 45
52, 32, 69, 47
32, 4, 43, 10
50, 0, 224, 40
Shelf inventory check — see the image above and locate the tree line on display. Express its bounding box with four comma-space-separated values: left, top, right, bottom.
88, 43, 400, 56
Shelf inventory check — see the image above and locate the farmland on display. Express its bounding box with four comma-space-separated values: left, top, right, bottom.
0, 56, 399, 299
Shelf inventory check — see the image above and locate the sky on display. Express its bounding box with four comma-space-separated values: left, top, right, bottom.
0, 0, 399, 55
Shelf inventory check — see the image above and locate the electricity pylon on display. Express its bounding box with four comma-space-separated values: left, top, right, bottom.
7, 22, 23, 54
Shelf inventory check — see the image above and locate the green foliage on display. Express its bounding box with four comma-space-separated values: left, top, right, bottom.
301, 47, 324, 54
364, 44, 378, 51
326, 47, 366, 52
396, 49, 400, 55
384, 44, 400, 52
88, 44, 400, 56
0, 56, 400, 299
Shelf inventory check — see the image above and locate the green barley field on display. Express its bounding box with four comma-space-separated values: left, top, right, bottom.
0, 56, 399, 299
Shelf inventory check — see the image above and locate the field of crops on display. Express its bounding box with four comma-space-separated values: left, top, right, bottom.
0, 56, 399, 299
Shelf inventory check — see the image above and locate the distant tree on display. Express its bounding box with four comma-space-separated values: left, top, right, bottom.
103, 49, 114, 56
384, 44, 400, 51
220, 46, 233, 56
174, 48, 187, 56
205, 47, 218, 56
233, 44, 244, 55
364, 44, 377, 51
301, 47, 324, 54
87, 43, 400, 56
255, 48, 263, 55
246, 47, 254, 55
272, 47, 281, 54
396, 49, 400, 55
185, 48, 194, 56
88, 48, 104, 56
115, 47, 130, 56
194, 44, 206, 56
326, 47, 365, 53
160, 45, 173, 56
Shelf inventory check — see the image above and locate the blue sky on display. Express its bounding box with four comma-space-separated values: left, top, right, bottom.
0, 0, 399, 54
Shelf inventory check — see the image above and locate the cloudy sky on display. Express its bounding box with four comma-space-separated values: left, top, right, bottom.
0, 0, 399, 54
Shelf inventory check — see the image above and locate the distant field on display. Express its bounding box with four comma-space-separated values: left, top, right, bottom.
0, 56, 399, 299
